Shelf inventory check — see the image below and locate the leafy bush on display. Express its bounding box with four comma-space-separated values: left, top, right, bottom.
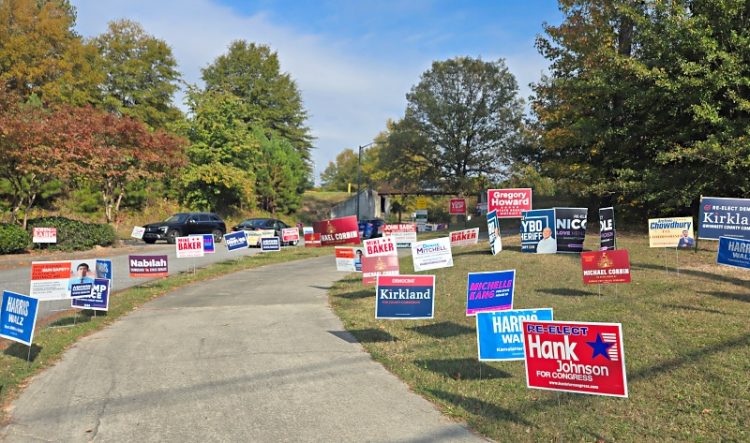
0, 224, 30, 254
27, 217, 116, 251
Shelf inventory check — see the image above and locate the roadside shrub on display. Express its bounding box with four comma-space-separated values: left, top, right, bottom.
27, 217, 117, 251
0, 224, 30, 254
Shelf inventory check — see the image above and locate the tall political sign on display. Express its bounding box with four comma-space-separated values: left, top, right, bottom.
698, 197, 750, 240
0, 291, 39, 346
599, 207, 616, 250
487, 210, 502, 255
555, 208, 588, 253
521, 209, 556, 253
487, 188, 532, 218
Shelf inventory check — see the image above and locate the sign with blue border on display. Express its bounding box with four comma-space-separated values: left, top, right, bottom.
0, 291, 39, 346
476, 308, 553, 361
260, 237, 281, 252
71, 278, 110, 311
224, 231, 249, 251
699, 197, 750, 240
466, 270, 515, 316
717, 236, 750, 269
191, 234, 215, 253
376, 275, 435, 319
521, 209, 556, 253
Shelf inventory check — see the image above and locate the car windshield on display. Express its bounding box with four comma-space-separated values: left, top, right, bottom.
242, 219, 271, 229
164, 214, 188, 223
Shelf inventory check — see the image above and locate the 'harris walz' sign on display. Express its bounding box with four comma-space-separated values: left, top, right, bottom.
698, 197, 750, 240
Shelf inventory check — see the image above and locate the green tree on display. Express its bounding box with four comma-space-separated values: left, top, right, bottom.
201, 40, 314, 177
0, 0, 102, 105
403, 57, 525, 194
255, 129, 306, 214
319, 149, 358, 192
94, 19, 183, 129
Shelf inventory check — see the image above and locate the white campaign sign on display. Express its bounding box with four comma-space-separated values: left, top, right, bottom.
411, 237, 454, 272
363, 236, 398, 257
176, 236, 204, 258
131, 226, 145, 239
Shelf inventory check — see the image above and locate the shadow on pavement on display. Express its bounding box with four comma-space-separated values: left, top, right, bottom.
329, 329, 397, 343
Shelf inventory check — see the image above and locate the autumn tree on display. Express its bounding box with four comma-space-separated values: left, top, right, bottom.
319, 149, 358, 192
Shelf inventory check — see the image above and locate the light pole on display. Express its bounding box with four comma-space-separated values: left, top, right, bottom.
356, 142, 374, 221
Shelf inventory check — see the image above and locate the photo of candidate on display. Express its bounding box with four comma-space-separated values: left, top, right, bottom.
68, 262, 95, 290
491, 226, 502, 254
354, 249, 363, 272
536, 227, 557, 254
677, 229, 694, 249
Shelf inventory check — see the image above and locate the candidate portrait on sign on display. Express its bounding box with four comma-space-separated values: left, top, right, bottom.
677, 230, 694, 249
68, 262, 95, 289
536, 227, 557, 254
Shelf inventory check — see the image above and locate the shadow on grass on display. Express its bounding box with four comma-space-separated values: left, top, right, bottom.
3, 343, 43, 362
329, 329, 397, 343
537, 288, 597, 297
309, 284, 332, 290
337, 277, 362, 284
453, 249, 491, 258
47, 314, 92, 327
426, 389, 532, 426
333, 289, 373, 300
699, 291, 749, 303
501, 244, 523, 253
408, 322, 474, 339
415, 358, 511, 380
658, 303, 727, 314
632, 262, 750, 289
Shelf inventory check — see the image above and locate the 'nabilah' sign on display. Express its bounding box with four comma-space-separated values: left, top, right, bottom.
698, 196, 750, 240
476, 308, 553, 361
580, 250, 631, 285
129, 255, 169, 277
376, 275, 435, 319
522, 320, 628, 398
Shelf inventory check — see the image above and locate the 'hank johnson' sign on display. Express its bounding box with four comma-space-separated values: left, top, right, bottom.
487, 188, 532, 218
0, 291, 39, 346
476, 308, 553, 361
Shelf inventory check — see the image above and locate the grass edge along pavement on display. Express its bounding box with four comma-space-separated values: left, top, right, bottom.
328, 233, 750, 442
0, 246, 331, 422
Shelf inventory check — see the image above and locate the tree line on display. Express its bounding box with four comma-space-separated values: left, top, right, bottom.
0, 0, 313, 227
322, 0, 749, 219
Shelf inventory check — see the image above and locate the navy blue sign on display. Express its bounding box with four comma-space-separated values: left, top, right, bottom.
70, 282, 93, 298
476, 308, 553, 361
466, 270, 515, 315
555, 207, 588, 253
521, 209, 556, 253
260, 237, 281, 252
699, 197, 750, 240
717, 236, 750, 269
224, 231, 249, 251
0, 290, 39, 346
72, 278, 110, 311
599, 207, 616, 250
376, 275, 435, 319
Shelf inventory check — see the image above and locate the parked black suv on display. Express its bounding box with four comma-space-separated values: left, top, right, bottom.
142, 213, 226, 244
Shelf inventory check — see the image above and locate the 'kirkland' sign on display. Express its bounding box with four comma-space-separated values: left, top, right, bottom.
698, 197, 750, 240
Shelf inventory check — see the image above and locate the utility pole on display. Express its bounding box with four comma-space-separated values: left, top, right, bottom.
356, 142, 374, 221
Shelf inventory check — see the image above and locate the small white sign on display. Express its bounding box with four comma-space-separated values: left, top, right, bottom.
32, 227, 57, 244
176, 236, 204, 258
363, 236, 398, 257
131, 226, 146, 239
411, 237, 454, 272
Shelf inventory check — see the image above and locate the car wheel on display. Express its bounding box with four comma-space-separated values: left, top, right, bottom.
143, 238, 156, 244
289, 240, 298, 247
166, 229, 180, 244
212, 229, 223, 243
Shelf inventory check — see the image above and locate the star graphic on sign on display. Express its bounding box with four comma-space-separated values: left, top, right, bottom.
587, 333, 613, 360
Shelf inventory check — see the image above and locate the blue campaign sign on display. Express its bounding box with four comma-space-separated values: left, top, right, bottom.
95, 259, 113, 280
521, 209, 556, 253
260, 237, 281, 252
72, 278, 110, 311
376, 275, 435, 319
466, 270, 515, 315
70, 282, 93, 298
224, 231, 249, 251
0, 290, 39, 346
699, 197, 750, 240
476, 308, 553, 361
717, 236, 750, 270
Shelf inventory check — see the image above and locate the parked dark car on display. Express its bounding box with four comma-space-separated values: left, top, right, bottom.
358, 218, 386, 240
232, 218, 298, 246
142, 212, 226, 244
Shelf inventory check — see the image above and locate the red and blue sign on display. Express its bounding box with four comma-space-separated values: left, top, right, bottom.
466, 270, 515, 316
376, 275, 435, 319
717, 236, 750, 269
0, 290, 39, 346
522, 320, 628, 398
224, 231, 249, 251
476, 308, 553, 361
699, 197, 750, 240
71, 278, 110, 311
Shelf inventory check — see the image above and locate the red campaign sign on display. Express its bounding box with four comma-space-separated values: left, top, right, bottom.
363, 236, 397, 257
361, 255, 400, 285
383, 223, 417, 235
281, 227, 300, 242
522, 320, 628, 398
449, 198, 466, 215
313, 216, 360, 246
487, 188, 532, 218
581, 250, 631, 285
32, 227, 57, 243
304, 233, 321, 248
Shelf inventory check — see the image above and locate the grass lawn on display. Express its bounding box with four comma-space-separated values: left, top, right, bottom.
329, 232, 749, 441
0, 246, 331, 421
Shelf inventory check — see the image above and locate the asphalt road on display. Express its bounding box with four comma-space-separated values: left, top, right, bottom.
0, 241, 264, 322
1, 256, 483, 442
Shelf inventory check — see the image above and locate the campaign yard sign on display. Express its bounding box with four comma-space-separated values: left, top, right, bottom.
335, 247, 363, 272
411, 237, 454, 272
648, 217, 694, 248
0, 291, 39, 346
521, 209, 556, 253
176, 236, 204, 258
599, 207, 616, 250
129, 255, 169, 277
717, 236, 750, 270
363, 236, 397, 257
487, 188, 532, 218
466, 270, 515, 315
698, 196, 750, 240
522, 320, 628, 398
71, 278, 110, 311
191, 234, 215, 253
487, 210, 502, 255
224, 231, 249, 251
555, 208, 588, 253
260, 237, 281, 252
449, 198, 466, 215
32, 227, 57, 244
581, 250, 631, 284
313, 216, 360, 246
246, 229, 276, 246
131, 226, 145, 240
304, 233, 321, 247
384, 223, 417, 248
362, 255, 400, 285
450, 228, 479, 247
376, 275, 435, 320
476, 308, 553, 361
281, 227, 300, 243
30, 259, 112, 301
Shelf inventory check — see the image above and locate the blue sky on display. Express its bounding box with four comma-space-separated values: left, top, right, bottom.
71, 0, 562, 182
